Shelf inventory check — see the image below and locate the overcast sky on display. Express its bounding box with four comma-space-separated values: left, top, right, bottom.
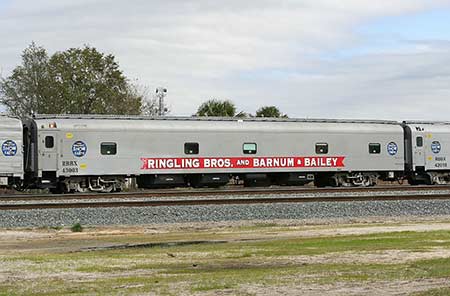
1, 0, 450, 120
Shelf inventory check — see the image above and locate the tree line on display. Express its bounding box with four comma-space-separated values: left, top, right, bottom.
0, 43, 287, 119
196, 99, 287, 118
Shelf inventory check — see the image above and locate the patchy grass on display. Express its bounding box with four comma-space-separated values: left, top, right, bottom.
191, 282, 236, 292
412, 287, 450, 296
8, 258, 448, 295
2, 222, 450, 295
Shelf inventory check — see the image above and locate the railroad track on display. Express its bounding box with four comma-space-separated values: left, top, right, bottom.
2, 186, 450, 211
2, 185, 450, 202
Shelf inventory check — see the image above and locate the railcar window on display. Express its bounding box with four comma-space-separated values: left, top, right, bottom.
315, 143, 328, 154
184, 142, 199, 155
45, 136, 54, 148
416, 137, 423, 147
369, 143, 381, 154
101, 142, 117, 155
243, 143, 257, 154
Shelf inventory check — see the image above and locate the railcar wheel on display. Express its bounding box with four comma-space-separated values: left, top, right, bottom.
361, 176, 372, 187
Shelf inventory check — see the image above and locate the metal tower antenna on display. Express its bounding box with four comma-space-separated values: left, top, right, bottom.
155, 87, 167, 116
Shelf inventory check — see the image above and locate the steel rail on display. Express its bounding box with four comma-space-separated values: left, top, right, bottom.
2, 193, 450, 211
2, 185, 450, 202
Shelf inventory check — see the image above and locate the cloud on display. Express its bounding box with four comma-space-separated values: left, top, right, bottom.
1, 0, 450, 119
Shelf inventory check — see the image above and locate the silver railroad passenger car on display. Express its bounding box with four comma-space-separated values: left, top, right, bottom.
403, 121, 450, 184
25, 115, 405, 193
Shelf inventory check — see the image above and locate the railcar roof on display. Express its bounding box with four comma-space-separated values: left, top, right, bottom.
0, 115, 23, 130
31, 115, 404, 134
403, 121, 450, 125
33, 114, 400, 125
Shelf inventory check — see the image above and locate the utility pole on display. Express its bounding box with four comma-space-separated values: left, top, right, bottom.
155, 87, 167, 116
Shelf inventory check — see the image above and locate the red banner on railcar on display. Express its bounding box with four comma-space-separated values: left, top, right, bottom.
140, 156, 345, 170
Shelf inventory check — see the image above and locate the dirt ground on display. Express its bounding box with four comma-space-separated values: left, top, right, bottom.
2, 216, 450, 295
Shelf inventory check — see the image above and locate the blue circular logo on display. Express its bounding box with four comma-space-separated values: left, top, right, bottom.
431, 141, 441, 154
72, 141, 87, 157
387, 142, 398, 156
2, 140, 17, 156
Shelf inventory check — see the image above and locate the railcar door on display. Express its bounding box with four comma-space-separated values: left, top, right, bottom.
39, 132, 58, 171
413, 133, 425, 169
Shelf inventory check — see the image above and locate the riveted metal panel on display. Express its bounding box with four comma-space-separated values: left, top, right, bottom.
32, 117, 405, 177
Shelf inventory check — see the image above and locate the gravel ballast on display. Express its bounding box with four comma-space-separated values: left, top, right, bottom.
2, 190, 450, 205
2, 199, 450, 228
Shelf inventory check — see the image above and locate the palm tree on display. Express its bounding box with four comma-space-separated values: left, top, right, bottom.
255, 106, 288, 118
196, 99, 236, 117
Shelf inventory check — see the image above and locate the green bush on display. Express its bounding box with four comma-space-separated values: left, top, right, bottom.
71, 222, 83, 232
